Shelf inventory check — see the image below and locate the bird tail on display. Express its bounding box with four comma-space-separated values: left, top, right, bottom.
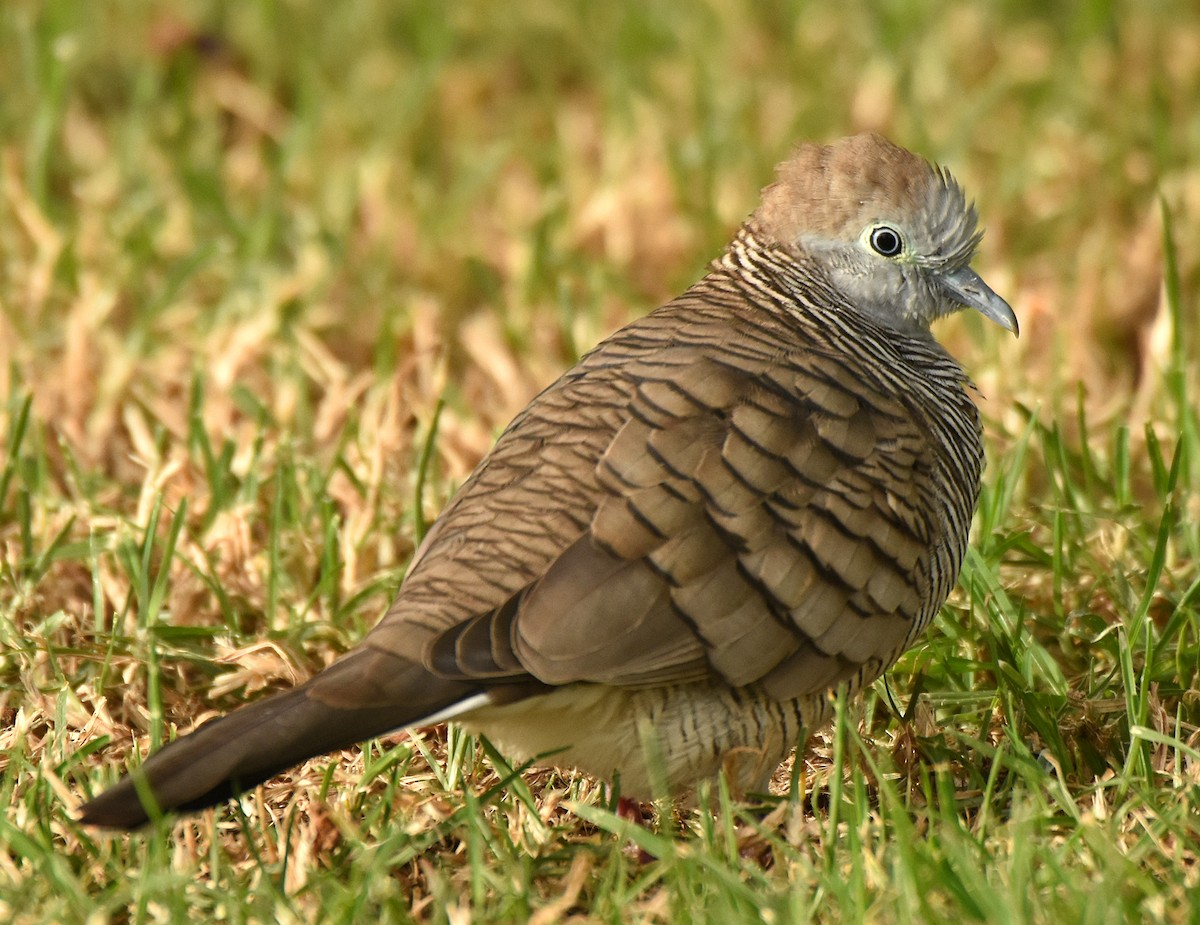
77, 647, 485, 830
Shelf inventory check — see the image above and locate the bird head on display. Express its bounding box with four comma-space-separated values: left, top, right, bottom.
751, 133, 1018, 338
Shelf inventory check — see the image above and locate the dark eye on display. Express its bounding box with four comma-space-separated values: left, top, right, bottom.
869, 226, 903, 257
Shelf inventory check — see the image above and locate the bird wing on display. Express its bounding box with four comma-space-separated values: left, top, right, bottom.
367, 294, 944, 700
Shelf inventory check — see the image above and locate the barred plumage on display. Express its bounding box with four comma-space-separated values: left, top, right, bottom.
78, 133, 1016, 829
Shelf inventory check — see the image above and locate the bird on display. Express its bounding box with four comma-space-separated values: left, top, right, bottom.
78, 133, 1017, 829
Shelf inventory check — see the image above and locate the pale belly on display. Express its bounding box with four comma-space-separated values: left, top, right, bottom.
458, 682, 829, 799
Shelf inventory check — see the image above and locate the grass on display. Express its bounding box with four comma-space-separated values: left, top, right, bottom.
2, 0, 1199, 922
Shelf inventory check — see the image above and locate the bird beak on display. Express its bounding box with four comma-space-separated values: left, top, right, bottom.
940, 266, 1019, 335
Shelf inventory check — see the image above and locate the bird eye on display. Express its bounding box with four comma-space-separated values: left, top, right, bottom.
868, 225, 903, 257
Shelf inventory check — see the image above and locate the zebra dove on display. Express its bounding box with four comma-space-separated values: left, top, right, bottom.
79, 133, 1017, 829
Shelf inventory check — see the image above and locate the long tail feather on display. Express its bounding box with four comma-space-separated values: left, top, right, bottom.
78, 648, 482, 829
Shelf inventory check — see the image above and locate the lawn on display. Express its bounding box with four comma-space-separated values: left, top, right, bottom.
1, 1, 1199, 922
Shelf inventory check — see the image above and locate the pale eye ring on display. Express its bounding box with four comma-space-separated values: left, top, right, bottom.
868, 225, 903, 257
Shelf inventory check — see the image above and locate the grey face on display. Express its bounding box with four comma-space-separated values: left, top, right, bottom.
755, 134, 1017, 337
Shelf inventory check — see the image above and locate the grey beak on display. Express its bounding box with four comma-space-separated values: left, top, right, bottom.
940, 266, 1019, 335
